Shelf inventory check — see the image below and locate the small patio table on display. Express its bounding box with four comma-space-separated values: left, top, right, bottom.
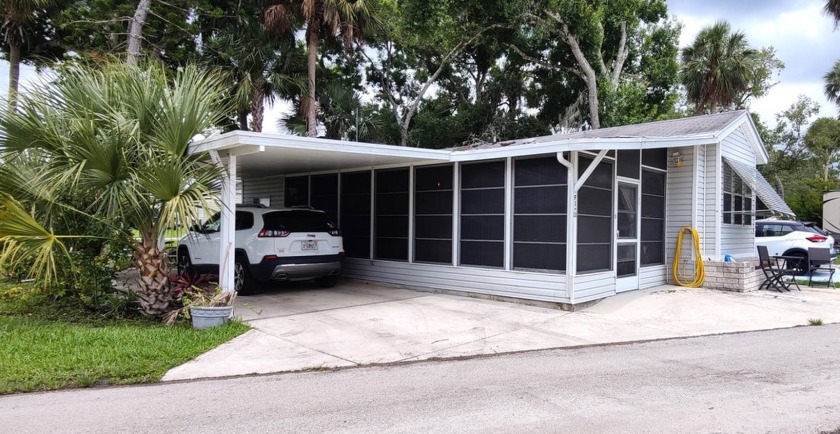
771, 255, 803, 291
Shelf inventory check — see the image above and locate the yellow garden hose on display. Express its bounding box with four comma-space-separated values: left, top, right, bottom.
672, 226, 705, 287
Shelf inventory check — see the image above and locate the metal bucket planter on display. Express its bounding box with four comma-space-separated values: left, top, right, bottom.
190, 306, 233, 330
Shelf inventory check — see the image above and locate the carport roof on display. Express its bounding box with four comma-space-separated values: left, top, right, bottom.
189, 110, 768, 177
189, 131, 450, 178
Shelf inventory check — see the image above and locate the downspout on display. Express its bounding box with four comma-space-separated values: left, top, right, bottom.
558, 151, 575, 304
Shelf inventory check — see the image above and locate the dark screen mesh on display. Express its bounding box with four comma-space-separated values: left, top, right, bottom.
310, 174, 338, 222
640, 169, 665, 266
460, 161, 505, 267
513, 156, 568, 272
375, 168, 409, 260
642, 149, 667, 169
576, 155, 613, 273
340, 171, 371, 258
284, 176, 309, 207
415, 165, 453, 264
617, 150, 641, 179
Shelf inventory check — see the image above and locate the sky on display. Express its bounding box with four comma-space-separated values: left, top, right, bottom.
668, 0, 839, 124
0, 0, 838, 132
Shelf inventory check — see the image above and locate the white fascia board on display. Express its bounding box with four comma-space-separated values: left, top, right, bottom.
449, 135, 721, 161
190, 131, 451, 161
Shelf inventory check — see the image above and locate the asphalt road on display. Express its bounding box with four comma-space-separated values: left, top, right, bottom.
3, 326, 840, 433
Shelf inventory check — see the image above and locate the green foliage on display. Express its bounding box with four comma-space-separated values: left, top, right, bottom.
0, 314, 248, 393
804, 117, 840, 181
808, 318, 823, 326
825, 59, 840, 107
0, 61, 230, 316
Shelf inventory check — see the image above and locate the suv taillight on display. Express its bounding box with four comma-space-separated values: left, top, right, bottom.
259, 228, 290, 237
807, 235, 827, 242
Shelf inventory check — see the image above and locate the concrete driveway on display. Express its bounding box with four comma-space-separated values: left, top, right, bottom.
162, 280, 840, 381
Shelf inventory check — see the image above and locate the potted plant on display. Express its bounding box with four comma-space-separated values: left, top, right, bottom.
164, 274, 237, 329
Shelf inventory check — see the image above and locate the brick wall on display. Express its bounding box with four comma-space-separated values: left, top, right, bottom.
702, 257, 763, 292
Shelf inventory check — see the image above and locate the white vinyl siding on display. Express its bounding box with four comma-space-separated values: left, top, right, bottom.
572, 271, 616, 303
640, 265, 667, 289
242, 174, 285, 208
665, 146, 694, 282
701, 144, 718, 259
720, 126, 757, 258
343, 258, 568, 302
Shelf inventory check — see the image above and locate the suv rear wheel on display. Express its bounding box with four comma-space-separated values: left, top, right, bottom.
234, 256, 254, 295
314, 275, 339, 288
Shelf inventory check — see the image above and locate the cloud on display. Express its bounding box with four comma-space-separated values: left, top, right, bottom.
670, 0, 839, 124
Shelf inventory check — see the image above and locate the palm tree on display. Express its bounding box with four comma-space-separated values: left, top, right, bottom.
1, 0, 52, 110
0, 62, 229, 316
680, 21, 756, 115
826, 0, 840, 28
204, 21, 305, 132
263, 0, 381, 137
826, 59, 840, 107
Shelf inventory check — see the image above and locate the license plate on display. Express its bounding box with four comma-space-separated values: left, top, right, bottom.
301, 240, 318, 251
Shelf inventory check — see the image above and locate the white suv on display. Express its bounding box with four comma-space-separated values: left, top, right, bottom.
177, 206, 344, 293
755, 219, 836, 274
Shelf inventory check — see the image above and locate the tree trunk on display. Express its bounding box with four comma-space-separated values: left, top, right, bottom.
8, 42, 21, 112
250, 73, 265, 132
305, 22, 320, 137
127, 0, 152, 66
238, 110, 249, 130
132, 230, 173, 317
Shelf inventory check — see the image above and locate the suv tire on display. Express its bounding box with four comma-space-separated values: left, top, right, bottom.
314, 275, 339, 288
177, 248, 193, 277
234, 256, 254, 295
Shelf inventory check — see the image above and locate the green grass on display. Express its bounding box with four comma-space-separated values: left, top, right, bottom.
808, 318, 824, 326
0, 281, 249, 394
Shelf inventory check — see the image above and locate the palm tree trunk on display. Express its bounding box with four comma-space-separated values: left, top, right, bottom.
127, 0, 152, 66
8, 42, 21, 112
250, 73, 265, 132
305, 23, 320, 137
132, 230, 172, 316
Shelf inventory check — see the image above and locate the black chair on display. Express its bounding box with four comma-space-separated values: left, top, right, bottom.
757, 245, 800, 292
807, 247, 836, 287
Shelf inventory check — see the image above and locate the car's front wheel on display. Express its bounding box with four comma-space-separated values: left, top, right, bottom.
177, 249, 193, 277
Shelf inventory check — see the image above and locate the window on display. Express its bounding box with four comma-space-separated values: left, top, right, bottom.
722, 162, 753, 225
414, 165, 453, 264
460, 161, 505, 267
340, 171, 371, 258
756, 223, 793, 237
513, 156, 568, 272
375, 168, 409, 261
576, 155, 613, 273
235, 212, 254, 231
640, 169, 665, 266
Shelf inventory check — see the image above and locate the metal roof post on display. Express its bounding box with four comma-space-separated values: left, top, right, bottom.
219, 152, 236, 293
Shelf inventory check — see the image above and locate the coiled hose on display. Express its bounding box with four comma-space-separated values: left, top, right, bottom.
672, 226, 705, 287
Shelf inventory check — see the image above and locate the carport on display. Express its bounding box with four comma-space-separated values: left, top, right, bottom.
190, 111, 792, 303
189, 131, 450, 292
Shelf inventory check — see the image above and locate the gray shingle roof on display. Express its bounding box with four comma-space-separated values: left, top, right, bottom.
452, 110, 748, 151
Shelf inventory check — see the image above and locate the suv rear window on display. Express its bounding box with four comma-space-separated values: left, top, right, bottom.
262, 211, 337, 232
